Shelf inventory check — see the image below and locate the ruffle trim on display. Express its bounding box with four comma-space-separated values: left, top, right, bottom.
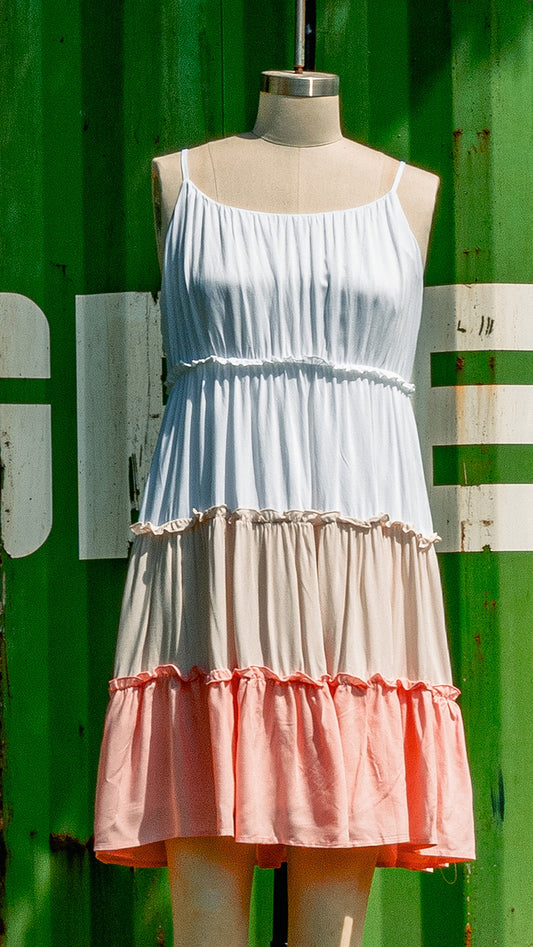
109, 664, 460, 700
131, 505, 440, 549
165, 355, 415, 396
94, 663, 475, 870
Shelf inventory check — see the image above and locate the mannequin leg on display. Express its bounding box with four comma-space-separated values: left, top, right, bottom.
165, 837, 256, 947
286, 847, 377, 947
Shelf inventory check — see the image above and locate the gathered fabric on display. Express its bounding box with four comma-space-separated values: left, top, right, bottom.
114, 511, 448, 683
96, 665, 473, 871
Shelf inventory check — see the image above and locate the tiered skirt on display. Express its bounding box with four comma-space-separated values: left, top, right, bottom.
94, 506, 475, 870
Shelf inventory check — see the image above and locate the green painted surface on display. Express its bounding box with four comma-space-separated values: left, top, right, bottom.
0, 2, 292, 943
249, 869, 275, 947
318, 1, 533, 946
432, 351, 533, 388
0, 381, 53, 404
433, 444, 533, 486
1, 1, 533, 944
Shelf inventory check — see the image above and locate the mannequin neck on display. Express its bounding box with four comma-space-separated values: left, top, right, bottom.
252, 92, 343, 148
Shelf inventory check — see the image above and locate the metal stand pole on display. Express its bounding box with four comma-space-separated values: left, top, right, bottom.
294, 0, 305, 71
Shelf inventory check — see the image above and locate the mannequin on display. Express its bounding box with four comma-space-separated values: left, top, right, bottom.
152, 72, 439, 947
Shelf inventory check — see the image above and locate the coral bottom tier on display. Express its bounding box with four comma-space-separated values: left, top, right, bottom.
94, 666, 475, 871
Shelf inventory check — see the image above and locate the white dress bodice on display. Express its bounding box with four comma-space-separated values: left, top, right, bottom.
138, 150, 435, 541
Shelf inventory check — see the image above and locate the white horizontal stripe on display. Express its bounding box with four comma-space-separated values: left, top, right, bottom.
431, 483, 533, 552
425, 385, 533, 445
421, 283, 533, 352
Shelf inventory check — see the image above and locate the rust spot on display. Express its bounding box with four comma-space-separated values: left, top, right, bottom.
482, 593, 496, 610
488, 355, 496, 373
157, 929, 166, 946
456, 356, 465, 372
452, 129, 463, 165
49, 832, 89, 856
477, 128, 491, 152
460, 521, 466, 553
465, 923, 472, 946
474, 632, 484, 661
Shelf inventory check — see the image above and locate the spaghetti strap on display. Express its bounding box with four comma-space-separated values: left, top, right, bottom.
180, 148, 189, 181
391, 160, 406, 194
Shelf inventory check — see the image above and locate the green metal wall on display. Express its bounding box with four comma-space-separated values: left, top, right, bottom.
1, 1, 532, 944
318, 4, 533, 945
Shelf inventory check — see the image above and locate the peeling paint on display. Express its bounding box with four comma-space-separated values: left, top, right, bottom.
476, 128, 491, 153
129, 453, 140, 511
460, 520, 467, 553
49, 833, 90, 856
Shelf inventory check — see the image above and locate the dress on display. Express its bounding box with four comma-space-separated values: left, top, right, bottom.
94, 149, 475, 871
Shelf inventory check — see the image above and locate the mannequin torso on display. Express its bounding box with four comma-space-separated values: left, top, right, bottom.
152, 92, 439, 267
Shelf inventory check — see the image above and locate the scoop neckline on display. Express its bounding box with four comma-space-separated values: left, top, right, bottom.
184, 175, 399, 220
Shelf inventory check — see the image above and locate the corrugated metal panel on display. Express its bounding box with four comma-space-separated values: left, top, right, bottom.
318, 2, 533, 944
0, 2, 293, 944
1, 1, 532, 944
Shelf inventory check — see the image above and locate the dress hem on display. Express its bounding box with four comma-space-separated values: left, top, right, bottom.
94, 836, 475, 872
